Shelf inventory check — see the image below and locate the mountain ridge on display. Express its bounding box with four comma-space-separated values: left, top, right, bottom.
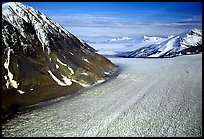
2, 2, 117, 117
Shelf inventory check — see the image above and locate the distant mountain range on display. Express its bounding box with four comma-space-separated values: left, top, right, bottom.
117, 28, 202, 58
83, 30, 202, 57
2, 2, 116, 117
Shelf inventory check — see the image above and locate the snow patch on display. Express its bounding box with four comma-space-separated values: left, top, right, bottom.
104, 72, 110, 75
57, 58, 74, 75
17, 90, 25, 94
4, 76, 8, 80
68, 67, 74, 75
61, 75, 72, 86
47, 47, 51, 55
72, 79, 90, 87
34, 27, 49, 51
48, 70, 72, 86
4, 47, 19, 89
83, 58, 89, 63
56, 64, 59, 69
96, 80, 105, 84
62, 55, 66, 59
57, 58, 67, 66
82, 72, 88, 76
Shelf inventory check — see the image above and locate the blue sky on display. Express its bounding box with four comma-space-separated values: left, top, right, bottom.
18, 2, 203, 37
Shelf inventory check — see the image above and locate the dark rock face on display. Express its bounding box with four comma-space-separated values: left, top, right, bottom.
181, 45, 202, 55
2, 2, 117, 117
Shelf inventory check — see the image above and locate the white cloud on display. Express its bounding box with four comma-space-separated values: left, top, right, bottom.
50, 14, 202, 37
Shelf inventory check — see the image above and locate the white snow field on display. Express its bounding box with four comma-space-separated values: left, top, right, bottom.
2, 54, 202, 137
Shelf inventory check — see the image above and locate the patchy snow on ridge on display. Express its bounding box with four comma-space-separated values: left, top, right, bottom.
2, 2, 73, 52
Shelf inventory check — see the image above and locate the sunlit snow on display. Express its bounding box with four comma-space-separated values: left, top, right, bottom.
48, 70, 72, 86
17, 90, 25, 94
4, 47, 18, 89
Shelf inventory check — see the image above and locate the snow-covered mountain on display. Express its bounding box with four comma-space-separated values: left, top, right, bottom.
142, 35, 164, 42
107, 36, 165, 44
180, 28, 202, 48
117, 29, 202, 58
88, 35, 167, 55
108, 37, 132, 42
2, 2, 116, 117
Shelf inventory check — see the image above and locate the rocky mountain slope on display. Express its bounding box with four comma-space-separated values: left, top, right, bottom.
2, 2, 117, 117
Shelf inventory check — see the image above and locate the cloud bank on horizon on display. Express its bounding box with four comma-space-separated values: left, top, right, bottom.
21, 2, 202, 37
